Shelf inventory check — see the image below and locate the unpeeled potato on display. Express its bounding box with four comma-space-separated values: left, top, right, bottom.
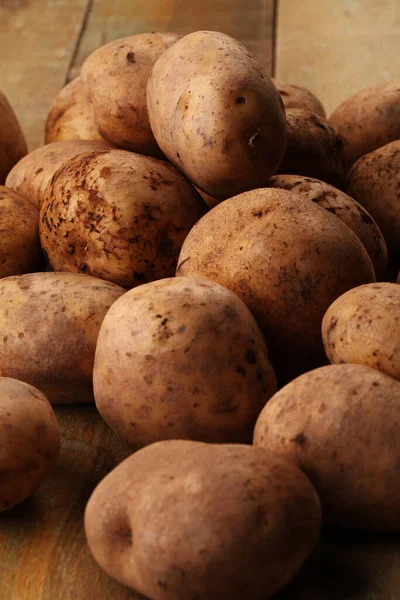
0, 90, 27, 184
272, 79, 326, 117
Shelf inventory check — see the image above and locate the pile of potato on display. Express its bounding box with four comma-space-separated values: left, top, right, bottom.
1, 28, 400, 600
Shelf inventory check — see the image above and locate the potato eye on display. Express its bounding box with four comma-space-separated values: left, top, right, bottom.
235, 97, 246, 104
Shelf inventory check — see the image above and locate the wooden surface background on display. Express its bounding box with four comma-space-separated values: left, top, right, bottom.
1, 1, 400, 598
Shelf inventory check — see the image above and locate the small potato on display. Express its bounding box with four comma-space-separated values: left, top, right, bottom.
269, 175, 388, 279
5, 139, 110, 209
277, 109, 346, 188
40, 149, 206, 288
0, 377, 60, 511
0, 90, 27, 184
94, 276, 277, 448
254, 364, 400, 530
85, 440, 321, 600
0, 272, 125, 403
272, 79, 326, 117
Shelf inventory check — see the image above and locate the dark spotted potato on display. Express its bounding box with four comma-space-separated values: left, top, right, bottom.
272, 79, 326, 117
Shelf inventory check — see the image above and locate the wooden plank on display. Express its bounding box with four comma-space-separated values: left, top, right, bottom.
276, 0, 400, 116
0, 0, 91, 150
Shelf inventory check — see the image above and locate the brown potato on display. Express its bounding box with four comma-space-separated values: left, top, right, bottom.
276, 109, 346, 188
254, 364, 400, 530
272, 79, 326, 117
177, 188, 375, 382
0, 90, 28, 184
147, 31, 287, 199
269, 175, 388, 279
94, 276, 277, 449
85, 440, 321, 600
0, 272, 125, 403
0, 377, 60, 511
40, 149, 206, 288
5, 139, 110, 209
81, 32, 180, 156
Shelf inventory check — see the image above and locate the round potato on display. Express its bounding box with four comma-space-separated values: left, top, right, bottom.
81, 32, 180, 156
276, 109, 346, 188
94, 276, 277, 448
85, 440, 321, 600
269, 174, 388, 279
0, 90, 28, 185
177, 188, 375, 381
0, 377, 60, 511
147, 31, 287, 199
254, 364, 400, 530
272, 79, 326, 117
0, 272, 125, 403
5, 139, 110, 209
329, 82, 400, 169
40, 149, 206, 288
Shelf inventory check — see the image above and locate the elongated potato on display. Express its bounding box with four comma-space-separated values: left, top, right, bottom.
272, 79, 326, 117
147, 31, 287, 199
0, 90, 27, 184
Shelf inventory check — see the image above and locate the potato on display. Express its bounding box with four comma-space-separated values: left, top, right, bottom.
85, 440, 321, 600
177, 188, 375, 382
254, 364, 400, 530
0, 272, 124, 403
0, 377, 60, 511
0, 90, 28, 184
269, 175, 388, 279
276, 109, 346, 188
81, 32, 181, 156
347, 140, 400, 259
0, 186, 44, 277
94, 276, 277, 449
147, 31, 287, 199
5, 139, 110, 209
40, 148, 206, 288
272, 79, 326, 117
329, 82, 400, 169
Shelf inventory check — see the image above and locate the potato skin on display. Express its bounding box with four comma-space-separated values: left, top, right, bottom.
0, 377, 60, 511
40, 149, 207, 288
269, 174, 388, 279
254, 364, 400, 530
94, 276, 277, 448
85, 440, 321, 600
81, 33, 181, 156
147, 31, 287, 199
272, 79, 326, 117
0, 90, 28, 185
0, 272, 125, 403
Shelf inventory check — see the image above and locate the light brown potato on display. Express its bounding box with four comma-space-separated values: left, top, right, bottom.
94, 276, 277, 449
276, 109, 346, 188
0, 90, 28, 185
85, 440, 321, 600
269, 175, 388, 279
40, 149, 206, 288
347, 140, 400, 259
5, 139, 110, 209
177, 188, 375, 382
0, 377, 60, 511
81, 32, 180, 156
147, 31, 287, 199
254, 364, 400, 530
272, 79, 326, 117
329, 82, 400, 169
0, 272, 125, 403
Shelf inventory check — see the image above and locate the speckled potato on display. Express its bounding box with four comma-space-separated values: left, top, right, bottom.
94, 276, 277, 448
147, 31, 287, 199
0, 90, 27, 184
272, 79, 326, 117
329, 82, 400, 169
0, 377, 60, 511
81, 32, 181, 156
269, 175, 388, 279
40, 149, 206, 288
177, 188, 375, 381
85, 440, 321, 600
347, 140, 400, 259
276, 109, 346, 188
5, 139, 110, 209
254, 364, 400, 530
0, 272, 125, 403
